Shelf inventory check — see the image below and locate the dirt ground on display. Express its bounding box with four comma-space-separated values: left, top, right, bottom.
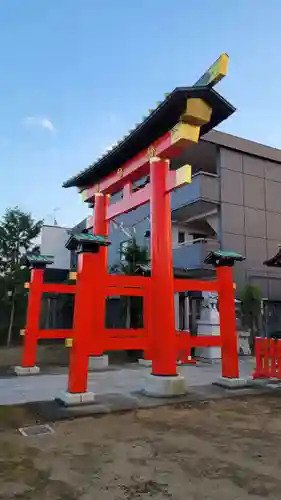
1, 394, 281, 499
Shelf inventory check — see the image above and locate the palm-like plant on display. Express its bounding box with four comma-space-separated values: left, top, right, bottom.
239, 284, 262, 354
110, 237, 150, 329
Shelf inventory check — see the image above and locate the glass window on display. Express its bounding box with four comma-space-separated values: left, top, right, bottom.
178, 231, 185, 244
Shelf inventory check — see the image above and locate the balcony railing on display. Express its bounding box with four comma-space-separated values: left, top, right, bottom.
173, 239, 219, 269
171, 171, 219, 212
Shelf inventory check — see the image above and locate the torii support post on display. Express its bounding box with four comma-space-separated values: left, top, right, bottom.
67, 252, 97, 396
204, 250, 245, 387
59, 233, 110, 404
217, 266, 239, 378
150, 157, 177, 376
15, 254, 54, 376
142, 156, 187, 396
89, 193, 110, 369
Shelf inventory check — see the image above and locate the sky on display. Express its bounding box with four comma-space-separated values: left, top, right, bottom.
0, 0, 280, 228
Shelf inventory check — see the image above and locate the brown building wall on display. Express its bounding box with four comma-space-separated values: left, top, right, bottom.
219, 146, 281, 300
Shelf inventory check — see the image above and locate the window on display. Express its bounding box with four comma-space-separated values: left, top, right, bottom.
179, 293, 186, 330
192, 233, 204, 243
178, 231, 185, 244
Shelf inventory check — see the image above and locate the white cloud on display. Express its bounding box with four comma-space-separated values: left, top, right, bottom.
108, 113, 117, 123
24, 116, 55, 133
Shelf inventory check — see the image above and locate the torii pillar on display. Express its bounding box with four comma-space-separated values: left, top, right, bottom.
144, 99, 213, 397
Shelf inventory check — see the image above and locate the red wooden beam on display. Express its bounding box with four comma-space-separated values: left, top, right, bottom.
107, 184, 151, 220
174, 279, 219, 293
107, 328, 145, 338
83, 132, 171, 200
42, 284, 77, 294
83, 122, 198, 201
107, 287, 145, 297
107, 274, 151, 288
105, 164, 191, 221
38, 329, 72, 339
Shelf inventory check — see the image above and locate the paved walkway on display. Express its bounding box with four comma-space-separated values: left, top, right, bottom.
0, 358, 255, 406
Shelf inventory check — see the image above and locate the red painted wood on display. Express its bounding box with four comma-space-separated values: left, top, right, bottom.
253, 337, 263, 378
269, 339, 275, 377
107, 274, 151, 288
84, 131, 177, 200
42, 284, 76, 294
216, 266, 239, 378
38, 329, 72, 339
107, 328, 145, 338
91, 193, 109, 356
107, 287, 145, 297
106, 184, 151, 221
68, 253, 101, 393
105, 169, 187, 221
276, 340, 281, 379
150, 158, 177, 376
174, 279, 219, 293
22, 268, 43, 367
252, 337, 281, 379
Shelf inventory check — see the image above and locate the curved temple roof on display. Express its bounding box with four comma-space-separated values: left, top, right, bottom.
63, 86, 235, 189
264, 248, 281, 267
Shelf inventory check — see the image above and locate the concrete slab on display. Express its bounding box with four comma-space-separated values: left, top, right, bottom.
88, 355, 109, 371
14, 366, 40, 376
143, 374, 187, 398
214, 377, 251, 389
23, 382, 273, 423
0, 358, 256, 406
138, 359, 152, 367
95, 392, 140, 412
58, 391, 95, 406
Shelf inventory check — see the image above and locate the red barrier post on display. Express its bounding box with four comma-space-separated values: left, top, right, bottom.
216, 265, 239, 378
253, 337, 263, 378
22, 268, 44, 367
276, 339, 281, 379
150, 157, 177, 376
269, 339, 277, 378
261, 338, 269, 377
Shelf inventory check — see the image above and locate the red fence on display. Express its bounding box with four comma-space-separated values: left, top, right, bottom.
22, 271, 200, 364
22, 267, 236, 372
253, 337, 281, 379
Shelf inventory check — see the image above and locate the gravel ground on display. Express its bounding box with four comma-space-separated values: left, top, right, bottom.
0, 393, 281, 499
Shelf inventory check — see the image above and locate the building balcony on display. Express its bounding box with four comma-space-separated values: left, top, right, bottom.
173, 239, 219, 270
171, 171, 219, 222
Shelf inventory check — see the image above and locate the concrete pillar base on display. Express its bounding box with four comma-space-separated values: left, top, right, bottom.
138, 359, 152, 367
14, 365, 40, 376
88, 355, 109, 371
143, 374, 187, 398
214, 377, 250, 389
58, 391, 95, 406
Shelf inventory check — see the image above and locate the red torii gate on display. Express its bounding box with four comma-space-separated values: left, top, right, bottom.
17, 54, 244, 402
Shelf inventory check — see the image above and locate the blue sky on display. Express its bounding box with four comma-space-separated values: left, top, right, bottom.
0, 0, 280, 227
